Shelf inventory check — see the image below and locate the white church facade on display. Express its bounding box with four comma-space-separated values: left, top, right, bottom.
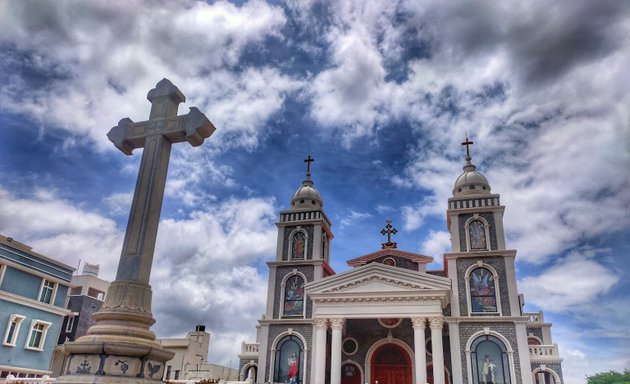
239, 144, 563, 384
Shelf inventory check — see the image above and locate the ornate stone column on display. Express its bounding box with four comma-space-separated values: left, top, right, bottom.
430, 316, 445, 384
412, 317, 428, 384
329, 318, 345, 384
313, 319, 328, 384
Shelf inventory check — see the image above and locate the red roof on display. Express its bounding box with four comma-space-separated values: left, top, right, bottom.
346, 248, 434, 267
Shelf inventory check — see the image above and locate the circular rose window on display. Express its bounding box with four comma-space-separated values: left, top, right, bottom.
342, 338, 358, 355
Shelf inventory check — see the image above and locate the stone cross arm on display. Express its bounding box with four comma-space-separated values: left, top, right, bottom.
107, 107, 215, 155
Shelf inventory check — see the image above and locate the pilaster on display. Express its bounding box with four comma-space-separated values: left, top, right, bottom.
430, 316, 445, 384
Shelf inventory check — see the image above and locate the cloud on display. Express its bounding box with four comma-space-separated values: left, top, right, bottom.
519, 248, 620, 312
338, 209, 372, 229
0, 186, 123, 278
0, 0, 291, 151
104, 192, 134, 216
420, 230, 451, 258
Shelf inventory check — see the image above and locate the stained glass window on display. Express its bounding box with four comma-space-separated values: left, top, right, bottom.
274, 335, 303, 384
470, 335, 511, 384
469, 220, 487, 250
470, 267, 497, 313
283, 275, 305, 317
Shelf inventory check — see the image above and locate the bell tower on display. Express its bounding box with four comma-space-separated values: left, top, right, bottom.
255, 155, 334, 383
445, 136, 520, 318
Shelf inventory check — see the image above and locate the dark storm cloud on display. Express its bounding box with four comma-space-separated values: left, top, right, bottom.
438, 0, 629, 83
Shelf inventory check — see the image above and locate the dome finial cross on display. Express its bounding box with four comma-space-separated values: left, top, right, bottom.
304, 154, 314, 176
461, 134, 474, 160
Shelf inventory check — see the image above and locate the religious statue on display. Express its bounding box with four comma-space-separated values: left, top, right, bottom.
470, 220, 486, 249
292, 232, 305, 259
482, 355, 497, 384
288, 353, 298, 384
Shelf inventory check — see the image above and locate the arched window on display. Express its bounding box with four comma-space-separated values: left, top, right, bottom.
322, 236, 328, 260
470, 335, 511, 384
469, 267, 497, 313
283, 275, 305, 317
469, 220, 487, 250
274, 335, 304, 383
292, 231, 306, 259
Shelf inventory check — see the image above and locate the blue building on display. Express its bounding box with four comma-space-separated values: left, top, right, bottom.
0, 235, 74, 378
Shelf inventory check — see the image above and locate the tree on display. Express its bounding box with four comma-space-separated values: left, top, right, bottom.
586, 369, 630, 384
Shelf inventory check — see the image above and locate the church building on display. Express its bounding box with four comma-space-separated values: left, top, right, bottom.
238, 142, 564, 384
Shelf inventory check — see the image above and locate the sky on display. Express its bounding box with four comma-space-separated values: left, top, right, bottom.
0, 0, 629, 383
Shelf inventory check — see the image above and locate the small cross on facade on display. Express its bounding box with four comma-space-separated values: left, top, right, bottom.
304, 155, 314, 175
380, 219, 398, 249
461, 135, 474, 158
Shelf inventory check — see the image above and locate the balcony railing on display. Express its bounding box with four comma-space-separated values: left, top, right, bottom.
524, 311, 545, 323
529, 344, 563, 363
238, 342, 259, 359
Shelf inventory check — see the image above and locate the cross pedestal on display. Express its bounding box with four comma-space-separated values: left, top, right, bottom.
57, 79, 216, 384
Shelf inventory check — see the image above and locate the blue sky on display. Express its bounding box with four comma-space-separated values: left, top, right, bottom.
0, 1, 629, 382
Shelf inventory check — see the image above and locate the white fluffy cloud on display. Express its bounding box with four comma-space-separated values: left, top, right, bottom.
0, 187, 123, 278
519, 248, 620, 311
0, 0, 293, 151
420, 230, 451, 259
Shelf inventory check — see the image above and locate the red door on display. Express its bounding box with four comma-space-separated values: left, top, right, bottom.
371, 344, 412, 384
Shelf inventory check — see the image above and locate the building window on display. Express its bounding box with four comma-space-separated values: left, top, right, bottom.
39, 280, 56, 304
25, 320, 52, 351
65, 316, 75, 333
291, 231, 306, 259
469, 220, 487, 250
3, 314, 26, 347
165, 365, 171, 380
469, 267, 498, 313
470, 335, 511, 384
174, 370, 180, 380
274, 335, 304, 384
283, 275, 305, 317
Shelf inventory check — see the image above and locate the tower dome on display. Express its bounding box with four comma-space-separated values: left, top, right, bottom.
453, 136, 491, 197
291, 155, 323, 209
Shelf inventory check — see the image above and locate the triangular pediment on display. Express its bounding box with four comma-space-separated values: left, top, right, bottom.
306, 262, 451, 296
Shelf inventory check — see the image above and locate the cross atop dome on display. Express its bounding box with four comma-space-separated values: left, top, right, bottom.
461, 134, 474, 161
304, 154, 314, 177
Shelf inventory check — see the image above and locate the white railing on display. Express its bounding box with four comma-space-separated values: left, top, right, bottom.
2, 375, 56, 384
240, 342, 259, 355
524, 311, 544, 323
529, 344, 562, 362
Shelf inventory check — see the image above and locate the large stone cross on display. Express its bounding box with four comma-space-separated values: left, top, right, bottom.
59, 79, 215, 384
107, 78, 215, 283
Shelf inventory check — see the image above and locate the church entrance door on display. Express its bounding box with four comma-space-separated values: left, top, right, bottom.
371, 343, 412, 384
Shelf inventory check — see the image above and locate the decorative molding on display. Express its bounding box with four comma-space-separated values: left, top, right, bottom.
326, 275, 430, 292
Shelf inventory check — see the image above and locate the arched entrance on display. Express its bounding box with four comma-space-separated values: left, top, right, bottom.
370, 343, 412, 384
341, 362, 362, 384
